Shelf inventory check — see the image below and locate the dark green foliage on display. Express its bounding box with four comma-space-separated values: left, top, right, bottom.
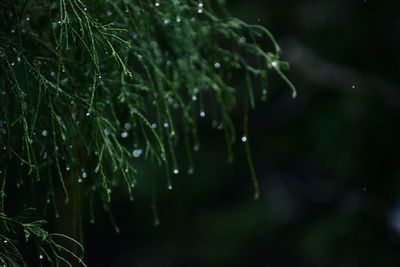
0, 0, 294, 265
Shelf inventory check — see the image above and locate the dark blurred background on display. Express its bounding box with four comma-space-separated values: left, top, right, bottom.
86, 1, 400, 266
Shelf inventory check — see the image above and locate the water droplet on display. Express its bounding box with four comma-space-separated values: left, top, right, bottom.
151, 123, 157, 129
39, 255, 43, 260
163, 122, 169, 128
262, 89, 267, 101
168, 184, 173, 190
24, 232, 30, 241
241, 136, 248, 142
214, 62, 221, 69
121, 131, 129, 138
124, 122, 132, 130
193, 145, 200, 152
173, 169, 179, 175
200, 111, 206, 117
271, 61, 278, 68
41, 130, 48, 137
155, 2, 160, 7
132, 149, 143, 158
104, 128, 111, 136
